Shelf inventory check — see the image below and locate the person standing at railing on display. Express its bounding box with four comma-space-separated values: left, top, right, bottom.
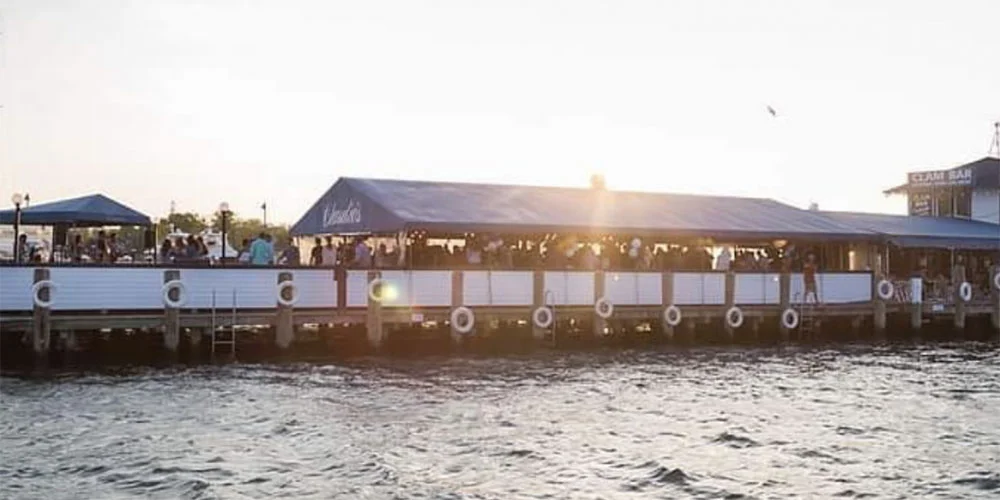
803, 253, 820, 304
249, 232, 274, 266
309, 237, 323, 266
279, 238, 300, 266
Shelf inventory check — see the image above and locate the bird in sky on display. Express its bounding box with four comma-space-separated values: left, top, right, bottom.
767, 106, 777, 117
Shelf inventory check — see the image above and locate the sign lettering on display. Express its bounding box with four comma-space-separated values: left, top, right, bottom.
908, 167, 972, 188
322, 199, 362, 227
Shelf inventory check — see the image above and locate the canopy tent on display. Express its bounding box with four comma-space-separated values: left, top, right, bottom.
820, 211, 1000, 250
0, 194, 152, 227
291, 177, 874, 241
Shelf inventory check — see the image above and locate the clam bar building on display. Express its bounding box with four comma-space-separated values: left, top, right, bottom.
884, 156, 1000, 224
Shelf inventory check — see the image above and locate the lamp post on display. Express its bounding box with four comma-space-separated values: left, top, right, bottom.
11, 193, 23, 263
219, 202, 231, 264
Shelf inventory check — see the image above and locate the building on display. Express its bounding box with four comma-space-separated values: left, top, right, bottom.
883, 156, 1000, 224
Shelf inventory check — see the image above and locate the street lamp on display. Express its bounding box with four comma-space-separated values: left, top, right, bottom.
218, 201, 231, 264
11, 193, 23, 263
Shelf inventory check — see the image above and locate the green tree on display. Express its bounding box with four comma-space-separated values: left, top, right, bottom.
157, 212, 207, 236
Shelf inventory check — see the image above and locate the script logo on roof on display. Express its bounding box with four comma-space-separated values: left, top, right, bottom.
322, 199, 362, 227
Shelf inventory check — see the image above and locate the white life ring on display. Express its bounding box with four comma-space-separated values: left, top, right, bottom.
450, 306, 475, 334
994, 272, 1000, 291
367, 278, 385, 303
725, 306, 744, 329
594, 296, 614, 319
958, 281, 973, 303
663, 304, 682, 327
532, 306, 554, 329
876, 280, 894, 301
161, 280, 188, 308
31, 280, 56, 309
276, 280, 298, 307
781, 308, 799, 330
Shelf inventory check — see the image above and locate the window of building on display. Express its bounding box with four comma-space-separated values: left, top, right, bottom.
954, 189, 972, 218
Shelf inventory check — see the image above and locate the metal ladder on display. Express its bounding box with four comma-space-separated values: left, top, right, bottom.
210, 289, 237, 358
798, 293, 817, 338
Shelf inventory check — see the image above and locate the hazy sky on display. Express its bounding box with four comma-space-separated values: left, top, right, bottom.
1, 0, 998, 225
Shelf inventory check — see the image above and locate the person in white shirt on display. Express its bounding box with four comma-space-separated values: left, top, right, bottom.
353, 239, 372, 268
715, 247, 732, 271
321, 236, 337, 267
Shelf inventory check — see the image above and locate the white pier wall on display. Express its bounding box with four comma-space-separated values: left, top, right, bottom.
603, 272, 663, 306
733, 273, 782, 305
672, 272, 726, 305
789, 272, 872, 304
463, 271, 534, 306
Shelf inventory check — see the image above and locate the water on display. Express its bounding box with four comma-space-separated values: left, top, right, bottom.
2, 344, 999, 499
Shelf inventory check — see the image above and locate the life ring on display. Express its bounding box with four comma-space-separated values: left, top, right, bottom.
450, 306, 475, 334
31, 280, 56, 309
876, 280, 894, 301
663, 304, 682, 327
276, 280, 298, 307
725, 306, 744, 329
781, 308, 799, 330
594, 296, 614, 319
994, 272, 1000, 291
367, 278, 385, 303
532, 306, 554, 329
161, 280, 188, 308
958, 281, 973, 303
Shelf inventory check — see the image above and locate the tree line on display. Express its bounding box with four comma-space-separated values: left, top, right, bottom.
156, 211, 291, 248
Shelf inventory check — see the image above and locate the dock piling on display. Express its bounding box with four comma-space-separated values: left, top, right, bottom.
163, 269, 181, 353
593, 271, 607, 338
724, 271, 736, 340
873, 274, 887, 339
953, 263, 967, 332
909, 277, 922, 332
779, 272, 791, 341
991, 265, 1000, 336
275, 271, 294, 349
450, 270, 465, 343
31, 267, 52, 364
366, 270, 385, 350
531, 270, 546, 341
661, 271, 674, 341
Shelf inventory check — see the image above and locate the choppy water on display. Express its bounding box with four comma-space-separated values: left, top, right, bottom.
2, 344, 999, 499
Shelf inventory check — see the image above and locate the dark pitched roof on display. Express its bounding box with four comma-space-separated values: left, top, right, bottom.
820, 211, 1000, 250
292, 177, 872, 240
0, 194, 151, 227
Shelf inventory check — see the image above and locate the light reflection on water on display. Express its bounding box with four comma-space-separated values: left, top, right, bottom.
1, 343, 999, 499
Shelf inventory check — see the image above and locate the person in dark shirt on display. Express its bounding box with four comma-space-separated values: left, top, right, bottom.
310, 237, 323, 266
803, 253, 819, 304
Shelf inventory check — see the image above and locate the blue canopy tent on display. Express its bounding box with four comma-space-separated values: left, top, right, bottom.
0, 194, 152, 227
292, 177, 874, 241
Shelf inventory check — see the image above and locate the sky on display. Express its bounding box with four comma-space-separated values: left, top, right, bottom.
1, 0, 998, 225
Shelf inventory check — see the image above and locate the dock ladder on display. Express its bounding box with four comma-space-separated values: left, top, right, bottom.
798, 295, 817, 338
210, 289, 237, 359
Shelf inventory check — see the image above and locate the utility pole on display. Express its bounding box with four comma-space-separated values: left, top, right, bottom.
261, 202, 267, 227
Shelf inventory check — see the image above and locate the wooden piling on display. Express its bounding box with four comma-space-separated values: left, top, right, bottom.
276, 271, 294, 349
661, 271, 674, 341
991, 265, 1000, 335
163, 269, 181, 353
723, 271, 735, 339
531, 270, 546, 341
593, 271, 607, 338
873, 274, 887, 339
779, 272, 791, 341
366, 270, 385, 350
909, 277, 922, 332
953, 263, 966, 332
31, 268, 52, 364
450, 270, 465, 343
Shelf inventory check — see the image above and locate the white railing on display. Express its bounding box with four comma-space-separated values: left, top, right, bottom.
0, 267, 877, 312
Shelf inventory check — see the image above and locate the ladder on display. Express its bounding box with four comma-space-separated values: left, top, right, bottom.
799, 294, 817, 338
210, 289, 237, 359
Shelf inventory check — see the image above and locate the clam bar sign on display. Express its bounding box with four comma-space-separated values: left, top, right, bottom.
908, 167, 972, 188
322, 199, 362, 228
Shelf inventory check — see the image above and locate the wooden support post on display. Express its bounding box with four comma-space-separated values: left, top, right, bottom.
450, 270, 465, 343
366, 270, 385, 350
953, 263, 966, 333
988, 264, 1000, 335
189, 328, 203, 348
723, 271, 735, 339
593, 271, 606, 338
909, 277, 922, 332
661, 271, 674, 341
276, 271, 294, 349
31, 268, 52, 364
873, 274, 887, 340
779, 271, 791, 341
531, 270, 546, 341
163, 269, 181, 353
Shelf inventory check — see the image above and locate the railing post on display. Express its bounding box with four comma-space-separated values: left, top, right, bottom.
366, 270, 384, 350
779, 271, 791, 341
661, 271, 674, 341
31, 267, 52, 365
450, 270, 465, 343
532, 270, 545, 341
952, 263, 966, 333
593, 271, 606, 338
276, 271, 294, 349
163, 269, 181, 353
